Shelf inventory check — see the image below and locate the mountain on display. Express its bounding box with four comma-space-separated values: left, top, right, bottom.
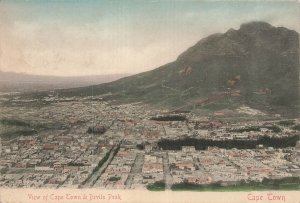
25, 22, 300, 111
0, 71, 129, 93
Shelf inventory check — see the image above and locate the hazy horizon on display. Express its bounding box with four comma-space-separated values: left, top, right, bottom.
0, 0, 299, 77
0, 69, 131, 78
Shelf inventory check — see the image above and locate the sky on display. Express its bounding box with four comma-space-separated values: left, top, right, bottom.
0, 0, 299, 76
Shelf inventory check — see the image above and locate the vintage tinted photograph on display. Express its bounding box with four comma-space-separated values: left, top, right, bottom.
0, 0, 299, 202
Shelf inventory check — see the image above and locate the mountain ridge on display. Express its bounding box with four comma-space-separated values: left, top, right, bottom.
21, 21, 300, 112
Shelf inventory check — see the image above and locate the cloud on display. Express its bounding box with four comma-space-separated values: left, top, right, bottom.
0, 1, 299, 76
0, 2, 31, 72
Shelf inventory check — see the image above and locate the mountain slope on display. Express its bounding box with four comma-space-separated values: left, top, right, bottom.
34, 22, 300, 109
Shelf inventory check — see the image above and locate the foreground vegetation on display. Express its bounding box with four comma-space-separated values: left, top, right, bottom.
171, 177, 300, 191
147, 181, 166, 191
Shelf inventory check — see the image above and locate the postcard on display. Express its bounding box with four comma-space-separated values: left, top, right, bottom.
0, 0, 299, 203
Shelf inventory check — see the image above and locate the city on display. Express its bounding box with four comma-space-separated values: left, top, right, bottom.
1, 95, 299, 190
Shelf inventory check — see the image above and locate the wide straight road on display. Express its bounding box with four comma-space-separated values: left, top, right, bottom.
125, 153, 144, 189
163, 152, 173, 190
81, 144, 120, 188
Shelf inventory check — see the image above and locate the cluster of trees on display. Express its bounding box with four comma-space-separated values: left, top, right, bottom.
150, 115, 187, 121
136, 144, 144, 150
277, 120, 295, 126
229, 125, 281, 133
92, 151, 110, 173
264, 125, 282, 133
157, 135, 299, 150
108, 176, 121, 181
0, 118, 67, 131
146, 181, 166, 191
1, 129, 37, 139
261, 176, 300, 186
171, 177, 300, 191
229, 126, 260, 133
292, 125, 300, 131
87, 126, 107, 134
67, 162, 85, 166
0, 118, 30, 127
